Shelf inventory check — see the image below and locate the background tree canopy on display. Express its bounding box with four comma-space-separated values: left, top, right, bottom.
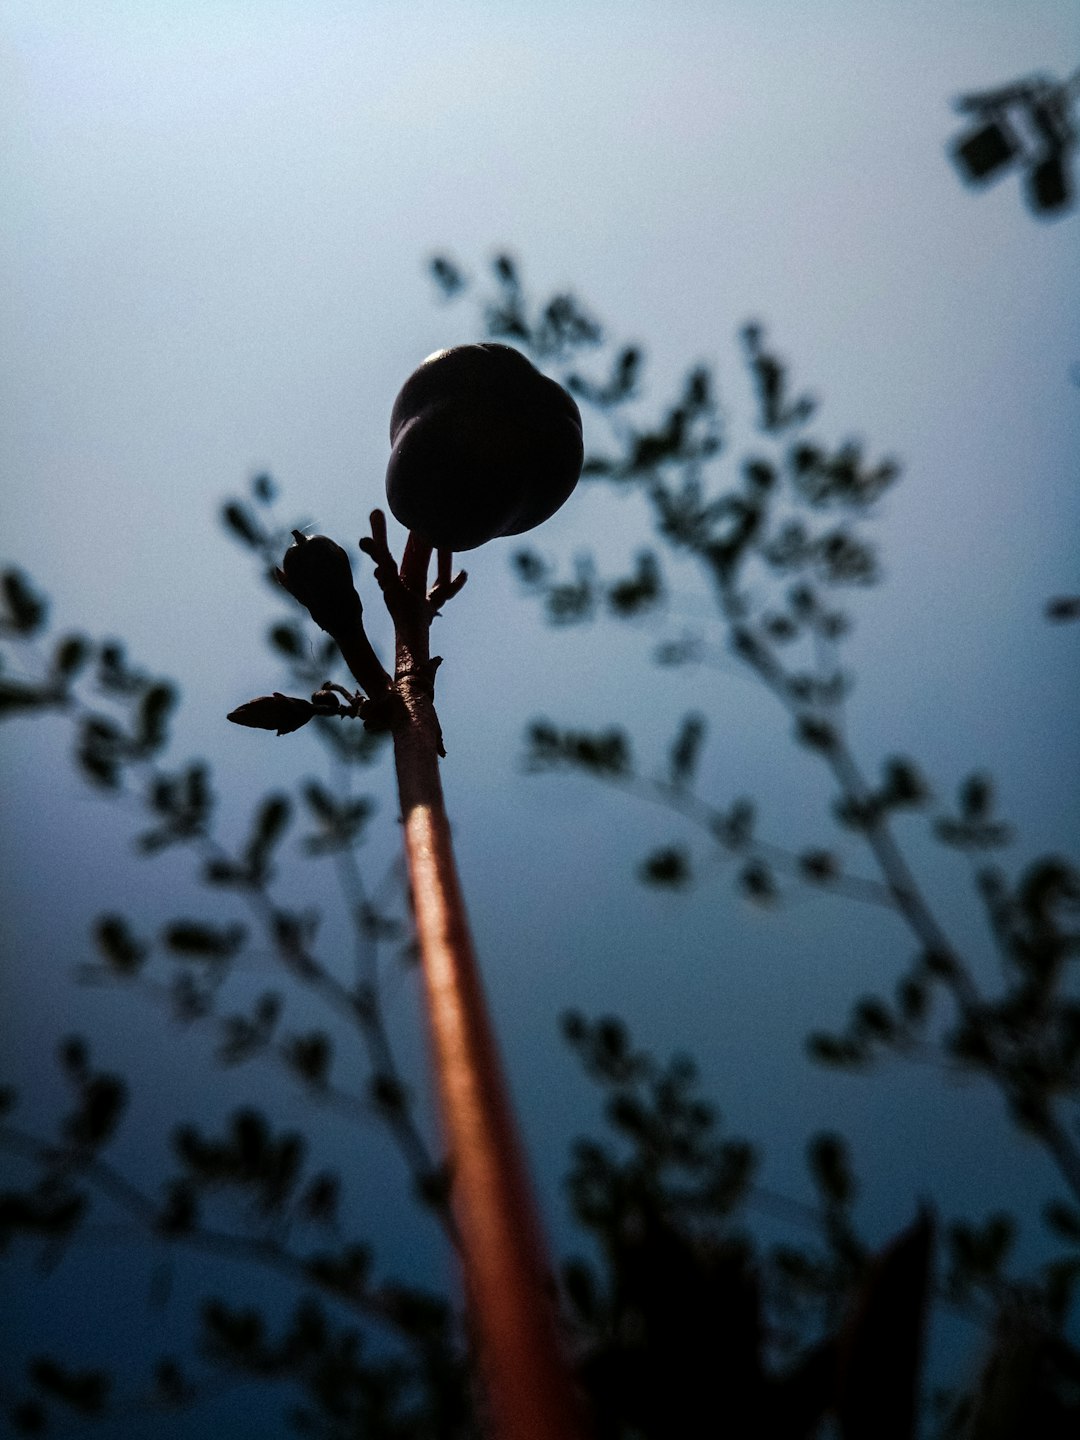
1, 4, 1078, 1437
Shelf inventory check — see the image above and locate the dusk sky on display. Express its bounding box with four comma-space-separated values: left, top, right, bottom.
2, 2, 1078, 1433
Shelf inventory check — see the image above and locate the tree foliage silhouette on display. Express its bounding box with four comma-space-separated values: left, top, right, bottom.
1, 255, 1078, 1438
948, 67, 1079, 218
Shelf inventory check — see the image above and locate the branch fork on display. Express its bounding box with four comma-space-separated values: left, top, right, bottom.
227, 512, 466, 751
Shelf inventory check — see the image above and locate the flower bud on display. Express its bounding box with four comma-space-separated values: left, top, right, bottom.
276, 532, 364, 639
385, 344, 583, 551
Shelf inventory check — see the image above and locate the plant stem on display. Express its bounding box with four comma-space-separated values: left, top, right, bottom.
384, 532, 589, 1440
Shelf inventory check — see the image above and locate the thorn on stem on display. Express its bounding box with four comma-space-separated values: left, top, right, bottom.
359, 510, 400, 593
428, 569, 468, 615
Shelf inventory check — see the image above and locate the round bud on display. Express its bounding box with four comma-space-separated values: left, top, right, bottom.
385, 343, 583, 551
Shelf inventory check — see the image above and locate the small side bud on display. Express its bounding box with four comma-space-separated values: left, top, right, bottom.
227, 693, 317, 736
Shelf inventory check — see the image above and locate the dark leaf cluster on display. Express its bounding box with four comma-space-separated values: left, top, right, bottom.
949, 71, 1078, 217
524, 720, 632, 777
559, 1014, 942, 1439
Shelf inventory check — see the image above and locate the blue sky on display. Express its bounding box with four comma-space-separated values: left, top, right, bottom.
2, 1, 1078, 1432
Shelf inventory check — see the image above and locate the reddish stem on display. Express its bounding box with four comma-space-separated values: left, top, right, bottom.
400, 531, 434, 593
437, 547, 454, 590
384, 539, 589, 1440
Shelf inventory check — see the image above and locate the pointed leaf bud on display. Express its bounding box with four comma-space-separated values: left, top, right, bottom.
227, 693, 317, 736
